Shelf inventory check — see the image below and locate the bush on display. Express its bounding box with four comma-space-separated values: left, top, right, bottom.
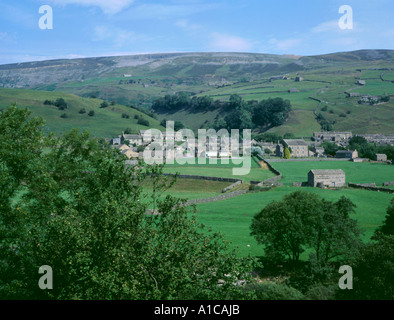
55, 98, 67, 110
243, 282, 304, 300
60, 113, 68, 119
88, 110, 95, 117
137, 117, 150, 127
122, 113, 130, 119
79, 108, 86, 114
100, 102, 109, 109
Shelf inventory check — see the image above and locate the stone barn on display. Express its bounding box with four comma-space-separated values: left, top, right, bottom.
308, 169, 346, 188
375, 154, 387, 162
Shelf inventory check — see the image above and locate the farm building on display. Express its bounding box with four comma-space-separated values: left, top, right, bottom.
336, 149, 359, 159
375, 154, 388, 162
313, 132, 353, 142
283, 139, 310, 158
122, 133, 143, 146
295, 76, 304, 82
308, 169, 346, 188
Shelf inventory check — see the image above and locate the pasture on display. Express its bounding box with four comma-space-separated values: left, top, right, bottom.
193, 186, 393, 258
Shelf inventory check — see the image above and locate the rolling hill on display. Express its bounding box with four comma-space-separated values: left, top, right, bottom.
0, 50, 393, 136
0, 88, 164, 138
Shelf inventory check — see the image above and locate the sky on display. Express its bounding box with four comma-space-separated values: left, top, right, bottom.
0, 0, 393, 65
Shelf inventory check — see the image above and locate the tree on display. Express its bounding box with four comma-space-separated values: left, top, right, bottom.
375, 199, 394, 237
137, 117, 150, 127
100, 101, 109, 109
284, 147, 291, 159
174, 121, 185, 131
0, 106, 257, 299
55, 98, 68, 110
250, 191, 362, 267
336, 234, 394, 300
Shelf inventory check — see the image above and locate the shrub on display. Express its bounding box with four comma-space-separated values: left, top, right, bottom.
122, 113, 130, 119
88, 110, 95, 117
60, 113, 68, 119
100, 101, 109, 109
137, 117, 150, 127
243, 282, 304, 300
79, 108, 86, 114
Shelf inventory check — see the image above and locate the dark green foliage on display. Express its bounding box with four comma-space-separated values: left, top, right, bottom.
79, 108, 86, 114
152, 94, 291, 131
243, 282, 304, 300
137, 117, 150, 127
336, 234, 394, 300
122, 113, 130, 119
174, 121, 185, 131
60, 113, 68, 119
100, 101, 109, 109
321, 142, 345, 156
375, 199, 394, 237
55, 98, 68, 110
0, 106, 257, 300
252, 97, 292, 129
88, 110, 95, 117
251, 191, 362, 266
44, 98, 68, 110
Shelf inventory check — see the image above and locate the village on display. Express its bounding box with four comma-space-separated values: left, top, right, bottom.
108, 129, 393, 163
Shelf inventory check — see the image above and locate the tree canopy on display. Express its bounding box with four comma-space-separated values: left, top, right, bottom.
0, 106, 256, 300
250, 191, 362, 266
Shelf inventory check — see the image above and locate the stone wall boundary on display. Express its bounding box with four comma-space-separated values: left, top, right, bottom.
348, 183, 394, 194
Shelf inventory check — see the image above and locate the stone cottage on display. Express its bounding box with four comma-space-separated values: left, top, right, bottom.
308, 169, 346, 188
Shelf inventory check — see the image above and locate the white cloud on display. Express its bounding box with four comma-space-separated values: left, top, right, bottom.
311, 20, 339, 33
175, 19, 201, 31
268, 38, 303, 52
93, 26, 149, 47
48, 0, 135, 14
209, 33, 252, 52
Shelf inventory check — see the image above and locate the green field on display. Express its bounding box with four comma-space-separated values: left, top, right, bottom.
157, 159, 394, 258
0, 88, 164, 138
193, 186, 393, 257
162, 158, 276, 183
268, 160, 394, 186
142, 177, 232, 200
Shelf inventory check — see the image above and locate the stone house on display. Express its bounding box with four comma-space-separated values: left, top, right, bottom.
122, 133, 143, 146
308, 169, 346, 188
336, 149, 359, 159
283, 139, 309, 158
312, 146, 325, 157
121, 148, 139, 159
375, 154, 388, 162
313, 132, 353, 142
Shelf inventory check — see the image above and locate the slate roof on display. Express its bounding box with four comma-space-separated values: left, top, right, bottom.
309, 169, 345, 175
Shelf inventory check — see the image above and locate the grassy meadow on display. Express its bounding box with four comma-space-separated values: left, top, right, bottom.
193, 186, 393, 258
0, 88, 164, 138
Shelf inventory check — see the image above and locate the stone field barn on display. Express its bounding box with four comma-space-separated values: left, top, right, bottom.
308, 169, 346, 188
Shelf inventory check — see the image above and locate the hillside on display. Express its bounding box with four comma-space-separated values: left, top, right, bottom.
0, 88, 164, 138
0, 50, 393, 136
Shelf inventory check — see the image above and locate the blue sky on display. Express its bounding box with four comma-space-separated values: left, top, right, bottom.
0, 0, 393, 64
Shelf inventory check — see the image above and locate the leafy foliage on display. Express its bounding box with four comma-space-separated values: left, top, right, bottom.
250, 191, 362, 266
0, 106, 257, 300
